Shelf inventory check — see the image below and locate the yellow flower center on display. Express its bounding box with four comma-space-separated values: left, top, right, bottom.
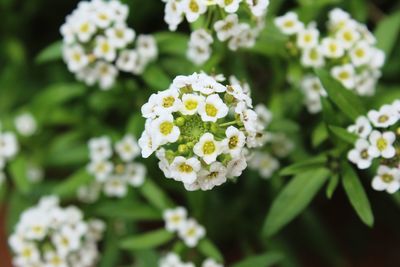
160, 121, 174, 135
329, 43, 337, 53
343, 31, 353, 41
225, 0, 233, 4
179, 163, 193, 173
115, 29, 125, 39
303, 33, 312, 43
338, 71, 349, 80
101, 42, 110, 53
203, 141, 216, 154
382, 173, 394, 183
378, 115, 388, 123
189, 0, 199, 12
80, 23, 90, 33
355, 48, 365, 58
377, 137, 388, 151
162, 96, 175, 108
283, 20, 294, 28
309, 49, 319, 60
22, 248, 32, 258
205, 104, 218, 117
360, 149, 369, 159
115, 164, 125, 174
228, 135, 239, 149
185, 99, 198, 110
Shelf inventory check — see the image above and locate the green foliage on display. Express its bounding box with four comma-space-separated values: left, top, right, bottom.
120, 229, 175, 250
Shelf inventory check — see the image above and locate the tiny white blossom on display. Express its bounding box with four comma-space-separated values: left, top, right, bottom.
372, 165, 400, 194
348, 138, 374, 169
368, 130, 396, 159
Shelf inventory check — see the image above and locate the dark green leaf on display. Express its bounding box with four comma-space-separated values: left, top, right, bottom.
326, 174, 339, 199
120, 229, 174, 250
264, 168, 330, 237
94, 202, 161, 221
341, 162, 374, 226
140, 179, 174, 210
198, 238, 224, 262
328, 125, 358, 144
154, 32, 188, 56
232, 251, 284, 267
8, 155, 31, 194
52, 169, 92, 199
374, 11, 400, 57
280, 155, 327, 176
35, 41, 62, 64
142, 64, 171, 91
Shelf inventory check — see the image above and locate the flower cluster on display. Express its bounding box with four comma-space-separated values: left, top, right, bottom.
159, 252, 223, 267
163, 207, 205, 247
8, 196, 104, 267
247, 104, 294, 178
274, 8, 385, 113
61, 0, 157, 90
139, 72, 264, 190
14, 113, 37, 137
0, 125, 19, 186
83, 134, 146, 200
162, 0, 269, 65
347, 100, 400, 193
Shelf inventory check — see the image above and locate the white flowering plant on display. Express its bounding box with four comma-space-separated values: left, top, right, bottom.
1, 0, 400, 266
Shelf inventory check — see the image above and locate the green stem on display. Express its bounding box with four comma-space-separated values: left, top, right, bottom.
219, 121, 238, 127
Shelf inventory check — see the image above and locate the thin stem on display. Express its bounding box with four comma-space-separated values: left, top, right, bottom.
219, 121, 238, 127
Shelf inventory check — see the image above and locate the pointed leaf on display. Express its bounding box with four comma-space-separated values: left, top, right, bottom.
120, 229, 174, 250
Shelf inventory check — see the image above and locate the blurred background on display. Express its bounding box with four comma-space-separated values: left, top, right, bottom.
1, 0, 400, 266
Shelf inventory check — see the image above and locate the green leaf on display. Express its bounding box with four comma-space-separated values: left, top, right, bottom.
315, 68, 366, 120
126, 113, 145, 138
374, 11, 400, 57
93, 202, 161, 221
35, 41, 62, 64
8, 155, 31, 194
142, 64, 171, 91
263, 168, 330, 237
326, 174, 339, 199
120, 229, 174, 250
312, 122, 328, 147
140, 179, 174, 210
232, 251, 284, 267
154, 32, 188, 56
198, 238, 224, 262
328, 125, 358, 144
341, 162, 374, 226
280, 155, 327, 176
99, 221, 120, 267
52, 169, 92, 199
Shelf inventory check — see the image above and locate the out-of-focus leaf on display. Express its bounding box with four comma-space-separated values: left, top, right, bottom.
312, 122, 328, 147
35, 41, 62, 64
154, 32, 188, 56
268, 119, 299, 133
280, 155, 327, 176
328, 125, 358, 144
8, 155, 31, 194
264, 168, 330, 237
198, 238, 223, 262
52, 169, 92, 199
126, 113, 145, 138
316, 69, 366, 120
142, 64, 170, 91
232, 251, 284, 267
326, 174, 339, 199
120, 229, 174, 250
342, 161, 374, 226
140, 179, 174, 210
45, 144, 87, 167
374, 10, 400, 57
6, 191, 32, 234
94, 202, 161, 221
99, 220, 120, 267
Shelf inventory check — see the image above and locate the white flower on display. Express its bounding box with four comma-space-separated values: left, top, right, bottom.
214, 14, 239, 42
335, 26, 360, 49
155, 89, 182, 115
94, 61, 118, 90
300, 47, 325, 68
44, 251, 67, 267
235, 103, 259, 133
138, 131, 157, 158
367, 104, 398, 128
347, 116, 372, 138
164, 0, 184, 31
202, 258, 224, 267
171, 156, 201, 183
120, 163, 144, 187
331, 64, 356, 89
274, 12, 304, 35
328, 8, 351, 29
297, 27, 319, 49
105, 23, 135, 49
0, 132, 19, 159
368, 130, 396, 159
187, 42, 212, 65
163, 207, 188, 232
115, 135, 140, 162
349, 41, 372, 67
227, 153, 247, 178
216, 0, 241, 13
94, 36, 117, 62
183, 0, 207, 23
87, 160, 114, 182
156, 148, 173, 179
89, 136, 112, 161
198, 94, 229, 122
159, 252, 195, 267
63, 45, 89, 72
348, 138, 374, 169
369, 47, 385, 69
197, 162, 227, 190
194, 133, 222, 164
103, 175, 127, 197
92, 6, 114, 29
77, 182, 101, 204
248, 152, 279, 178
320, 37, 345, 58
178, 218, 205, 247
151, 114, 181, 147
26, 164, 44, 183
74, 19, 96, 43
137, 34, 158, 61
223, 126, 246, 157
246, 0, 269, 17
193, 74, 226, 95
372, 165, 400, 194
52, 226, 81, 257
255, 104, 272, 127
15, 113, 37, 137
180, 93, 205, 115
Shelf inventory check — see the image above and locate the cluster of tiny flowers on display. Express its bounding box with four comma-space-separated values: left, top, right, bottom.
163, 207, 205, 247
0, 124, 19, 186
162, 0, 269, 65
8, 196, 105, 267
83, 134, 146, 200
247, 104, 294, 178
159, 252, 223, 267
139, 72, 263, 191
347, 100, 400, 194
14, 113, 38, 137
61, 0, 158, 90
274, 8, 385, 113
